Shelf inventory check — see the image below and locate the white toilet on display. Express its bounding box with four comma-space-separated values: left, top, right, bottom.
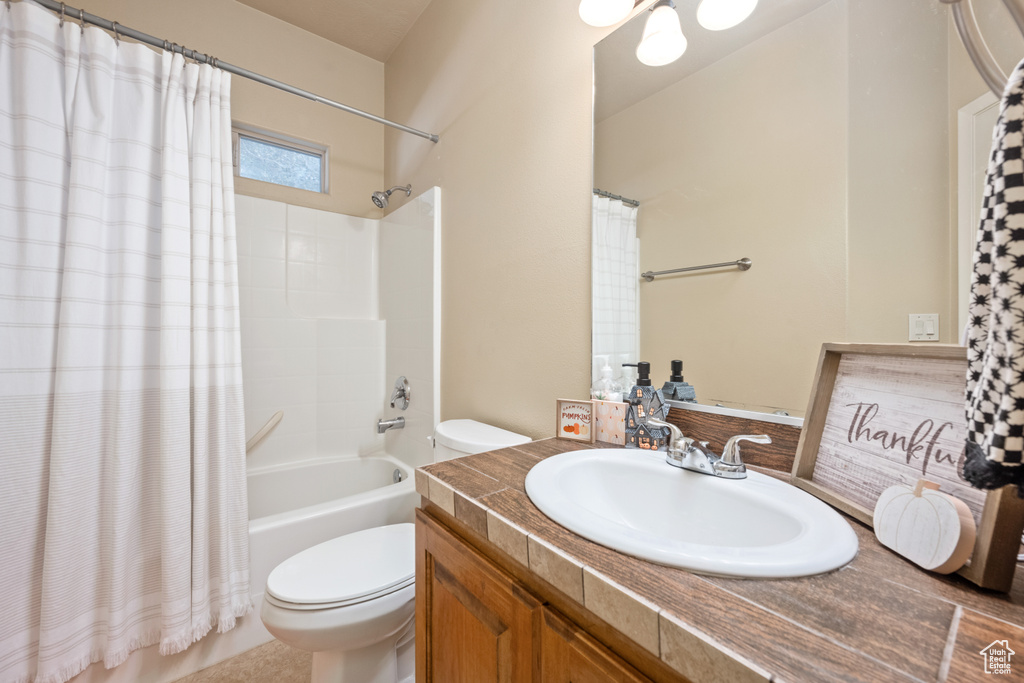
432, 418, 532, 462
260, 419, 531, 683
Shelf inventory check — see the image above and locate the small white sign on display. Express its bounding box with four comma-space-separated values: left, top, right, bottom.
556, 399, 595, 443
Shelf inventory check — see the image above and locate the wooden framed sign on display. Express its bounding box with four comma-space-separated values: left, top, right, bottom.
791, 343, 1024, 591
556, 399, 595, 443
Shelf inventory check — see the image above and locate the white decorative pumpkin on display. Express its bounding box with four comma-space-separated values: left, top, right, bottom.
872, 479, 976, 574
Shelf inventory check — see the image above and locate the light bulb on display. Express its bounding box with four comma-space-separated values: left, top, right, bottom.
578, 0, 634, 28
696, 0, 759, 31
636, 2, 687, 67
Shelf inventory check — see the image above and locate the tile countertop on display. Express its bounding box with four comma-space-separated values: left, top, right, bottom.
415, 438, 1024, 683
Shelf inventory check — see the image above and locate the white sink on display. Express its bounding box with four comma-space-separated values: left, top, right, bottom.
524, 448, 858, 579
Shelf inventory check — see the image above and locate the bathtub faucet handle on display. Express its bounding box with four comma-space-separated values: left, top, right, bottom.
390, 376, 411, 410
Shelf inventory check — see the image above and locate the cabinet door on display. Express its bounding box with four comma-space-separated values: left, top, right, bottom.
416, 509, 540, 683
539, 606, 654, 683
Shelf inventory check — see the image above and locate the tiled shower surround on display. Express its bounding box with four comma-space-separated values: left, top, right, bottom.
235, 190, 440, 473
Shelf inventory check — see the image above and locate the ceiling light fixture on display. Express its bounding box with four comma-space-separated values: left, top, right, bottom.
578, 0, 634, 28
636, 0, 687, 67
696, 0, 759, 31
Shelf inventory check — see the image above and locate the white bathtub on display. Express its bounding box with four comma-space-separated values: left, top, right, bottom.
74, 452, 418, 683
247, 452, 418, 602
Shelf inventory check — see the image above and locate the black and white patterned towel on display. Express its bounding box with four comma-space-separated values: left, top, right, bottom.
965, 58, 1024, 497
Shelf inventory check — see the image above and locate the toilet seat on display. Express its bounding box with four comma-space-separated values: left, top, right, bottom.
264, 575, 414, 611
266, 523, 414, 611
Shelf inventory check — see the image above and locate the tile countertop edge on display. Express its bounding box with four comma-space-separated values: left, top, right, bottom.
416, 440, 795, 682
417, 438, 1024, 683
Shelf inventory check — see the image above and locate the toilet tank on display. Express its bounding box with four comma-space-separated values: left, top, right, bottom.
433, 419, 531, 462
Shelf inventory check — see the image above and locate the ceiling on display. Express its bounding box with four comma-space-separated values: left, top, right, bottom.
235, 0, 433, 62
596, 0, 834, 122
238, 0, 832, 114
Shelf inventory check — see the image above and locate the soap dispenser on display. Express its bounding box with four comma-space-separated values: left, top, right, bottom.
622, 361, 670, 451
661, 359, 697, 403
591, 360, 623, 402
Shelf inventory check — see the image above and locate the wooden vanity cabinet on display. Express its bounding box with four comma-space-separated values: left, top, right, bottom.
416, 506, 538, 682
416, 508, 655, 683
538, 606, 653, 683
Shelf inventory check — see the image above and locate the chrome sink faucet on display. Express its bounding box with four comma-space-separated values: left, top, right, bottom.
647, 417, 771, 480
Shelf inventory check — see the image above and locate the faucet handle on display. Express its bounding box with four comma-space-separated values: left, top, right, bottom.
646, 417, 686, 459
390, 376, 411, 410
646, 417, 683, 450
721, 435, 772, 467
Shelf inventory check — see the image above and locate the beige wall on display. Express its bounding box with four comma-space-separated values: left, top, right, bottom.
596, 2, 848, 415
594, 0, 1023, 416
79, 0, 1024, 432
384, 0, 637, 438
84, 0, 385, 218
63, 0, 629, 439
847, 0, 949, 344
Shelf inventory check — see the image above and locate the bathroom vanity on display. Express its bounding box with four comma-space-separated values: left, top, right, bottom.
414, 432, 1024, 682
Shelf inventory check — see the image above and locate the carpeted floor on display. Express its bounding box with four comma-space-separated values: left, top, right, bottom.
169, 641, 311, 683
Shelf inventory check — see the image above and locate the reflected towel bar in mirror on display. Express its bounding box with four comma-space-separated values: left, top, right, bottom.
641, 257, 752, 282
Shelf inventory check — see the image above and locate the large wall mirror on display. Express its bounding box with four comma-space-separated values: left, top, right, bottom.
592, 0, 1024, 416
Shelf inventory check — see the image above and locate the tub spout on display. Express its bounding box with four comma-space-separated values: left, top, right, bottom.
377, 417, 406, 434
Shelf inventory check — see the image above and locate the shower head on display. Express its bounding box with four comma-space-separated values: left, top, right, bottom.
371, 184, 412, 209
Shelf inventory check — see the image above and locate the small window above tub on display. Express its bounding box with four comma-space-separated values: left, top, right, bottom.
232, 124, 328, 194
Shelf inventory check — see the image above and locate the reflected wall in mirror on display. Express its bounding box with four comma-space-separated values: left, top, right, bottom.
593, 0, 1024, 416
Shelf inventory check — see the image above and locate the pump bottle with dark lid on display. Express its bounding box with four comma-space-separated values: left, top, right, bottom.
669, 359, 684, 383
622, 361, 669, 450
662, 359, 697, 403
622, 362, 651, 387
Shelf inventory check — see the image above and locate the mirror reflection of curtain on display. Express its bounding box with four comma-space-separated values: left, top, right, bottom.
591, 195, 639, 383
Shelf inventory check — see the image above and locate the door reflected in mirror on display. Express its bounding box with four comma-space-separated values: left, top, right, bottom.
592, 0, 1023, 416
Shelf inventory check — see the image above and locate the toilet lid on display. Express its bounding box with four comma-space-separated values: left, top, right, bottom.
434, 419, 531, 454
266, 523, 415, 607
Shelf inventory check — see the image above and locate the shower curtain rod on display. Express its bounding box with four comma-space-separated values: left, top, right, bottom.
27, 0, 440, 143
593, 188, 640, 207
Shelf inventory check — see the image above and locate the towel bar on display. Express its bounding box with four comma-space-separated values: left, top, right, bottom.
641, 258, 751, 282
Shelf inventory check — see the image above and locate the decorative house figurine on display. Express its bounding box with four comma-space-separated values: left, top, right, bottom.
628, 422, 663, 450
622, 361, 670, 450
661, 359, 697, 403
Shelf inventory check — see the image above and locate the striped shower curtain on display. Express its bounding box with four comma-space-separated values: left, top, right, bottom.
592, 195, 639, 383
0, 3, 250, 683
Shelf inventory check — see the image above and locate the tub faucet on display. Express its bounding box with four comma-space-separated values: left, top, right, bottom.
646, 417, 770, 480
377, 417, 405, 434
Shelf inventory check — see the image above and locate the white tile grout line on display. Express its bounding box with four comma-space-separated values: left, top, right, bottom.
936, 605, 963, 683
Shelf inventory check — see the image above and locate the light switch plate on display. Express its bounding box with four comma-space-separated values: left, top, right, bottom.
909, 313, 939, 342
